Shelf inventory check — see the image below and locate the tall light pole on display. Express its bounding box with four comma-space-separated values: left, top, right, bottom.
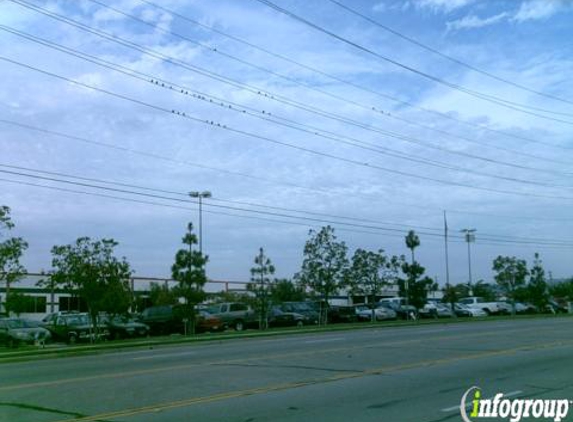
460, 228, 476, 294
189, 191, 212, 254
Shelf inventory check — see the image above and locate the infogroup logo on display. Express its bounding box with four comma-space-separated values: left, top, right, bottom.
460, 387, 571, 422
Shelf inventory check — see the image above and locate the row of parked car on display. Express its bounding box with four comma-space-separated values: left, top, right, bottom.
0, 296, 569, 347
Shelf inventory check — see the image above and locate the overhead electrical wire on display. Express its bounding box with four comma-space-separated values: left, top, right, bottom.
253, 0, 573, 124
86, 0, 573, 160
6, 0, 573, 160
2, 55, 573, 201
4, 118, 572, 224
135, 0, 572, 156
328, 0, 573, 108
2, 25, 571, 185
1, 166, 572, 248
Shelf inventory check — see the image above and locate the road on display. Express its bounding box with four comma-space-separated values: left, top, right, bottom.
1, 318, 572, 422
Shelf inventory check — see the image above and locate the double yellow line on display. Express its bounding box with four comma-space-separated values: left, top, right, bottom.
49, 338, 573, 422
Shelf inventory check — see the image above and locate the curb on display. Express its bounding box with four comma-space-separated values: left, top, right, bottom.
1, 313, 570, 363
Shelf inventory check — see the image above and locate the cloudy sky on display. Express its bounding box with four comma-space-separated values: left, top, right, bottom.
1, 0, 572, 285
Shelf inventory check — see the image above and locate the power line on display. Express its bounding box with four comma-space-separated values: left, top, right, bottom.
253, 0, 573, 124
2, 167, 572, 248
3, 55, 573, 201
4, 118, 572, 224
6, 0, 573, 160
327, 0, 573, 108
86, 0, 573, 162
136, 0, 573, 158
3, 25, 570, 183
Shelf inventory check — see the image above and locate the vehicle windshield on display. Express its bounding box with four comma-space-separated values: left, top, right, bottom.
65, 315, 89, 325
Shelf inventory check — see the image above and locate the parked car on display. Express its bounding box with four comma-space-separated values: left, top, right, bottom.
377, 298, 417, 320
100, 314, 150, 339
268, 307, 309, 328
138, 305, 186, 335
356, 306, 397, 321
42, 313, 109, 344
276, 302, 319, 324
454, 303, 487, 317
546, 299, 568, 314
196, 310, 224, 333
0, 318, 51, 347
459, 297, 502, 315
207, 302, 257, 331
328, 305, 358, 323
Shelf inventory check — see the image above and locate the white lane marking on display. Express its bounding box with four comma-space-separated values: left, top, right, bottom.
441, 390, 523, 412
133, 351, 197, 361
304, 337, 345, 344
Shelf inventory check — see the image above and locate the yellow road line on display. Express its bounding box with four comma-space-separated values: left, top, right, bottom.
50, 339, 573, 422
0, 326, 558, 392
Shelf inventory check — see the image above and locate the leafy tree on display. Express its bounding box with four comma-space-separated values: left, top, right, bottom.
400, 230, 432, 312
149, 282, 178, 306
347, 248, 400, 322
49, 237, 132, 338
527, 252, 549, 310
296, 226, 349, 324
399, 261, 434, 311
171, 223, 208, 335
247, 248, 275, 330
442, 283, 460, 312
472, 280, 497, 302
0, 206, 28, 306
5, 291, 33, 316
271, 278, 305, 303
492, 255, 529, 315
405, 230, 420, 263
213, 290, 252, 303
549, 278, 573, 300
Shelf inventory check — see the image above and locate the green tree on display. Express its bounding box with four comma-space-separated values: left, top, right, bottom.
270, 279, 305, 303
5, 291, 33, 316
401, 230, 432, 313
149, 282, 178, 306
49, 237, 132, 338
296, 226, 349, 325
399, 261, 434, 311
527, 252, 549, 310
549, 278, 573, 301
171, 223, 208, 335
492, 256, 529, 315
442, 283, 460, 313
405, 230, 420, 264
348, 248, 400, 322
247, 248, 276, 330
472, 280, 497, 302
0, 206, 28, 306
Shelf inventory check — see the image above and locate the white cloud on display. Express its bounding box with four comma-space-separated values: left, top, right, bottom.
414, 0, 476, 14
513, 0, 573, 22
447, 12, 508, 31
372, 3, 386, 13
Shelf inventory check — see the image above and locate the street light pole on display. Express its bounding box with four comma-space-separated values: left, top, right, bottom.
460, 228, 476, 294
189, 191, 212, 254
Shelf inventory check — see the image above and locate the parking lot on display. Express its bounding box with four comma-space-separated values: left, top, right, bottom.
1, 317, 572, 422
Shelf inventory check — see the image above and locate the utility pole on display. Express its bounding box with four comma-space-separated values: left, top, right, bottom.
460, 228, 476, 295
189, 191, 212, 254
444, 211, 450, 288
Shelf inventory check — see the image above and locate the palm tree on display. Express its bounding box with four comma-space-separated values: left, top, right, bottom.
405, 230, 420, 264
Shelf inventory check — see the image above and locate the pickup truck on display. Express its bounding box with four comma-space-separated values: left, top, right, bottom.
207, 302, 257, 331
458, 297, 501, 315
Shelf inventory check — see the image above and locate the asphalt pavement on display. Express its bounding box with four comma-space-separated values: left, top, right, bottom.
1, 317, 572, 422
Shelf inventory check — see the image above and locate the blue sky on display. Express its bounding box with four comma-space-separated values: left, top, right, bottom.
1, 0, 572, 284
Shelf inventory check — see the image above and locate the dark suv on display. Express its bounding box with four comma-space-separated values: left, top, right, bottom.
138, 305, 185, 335
42, 313, 109, 344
